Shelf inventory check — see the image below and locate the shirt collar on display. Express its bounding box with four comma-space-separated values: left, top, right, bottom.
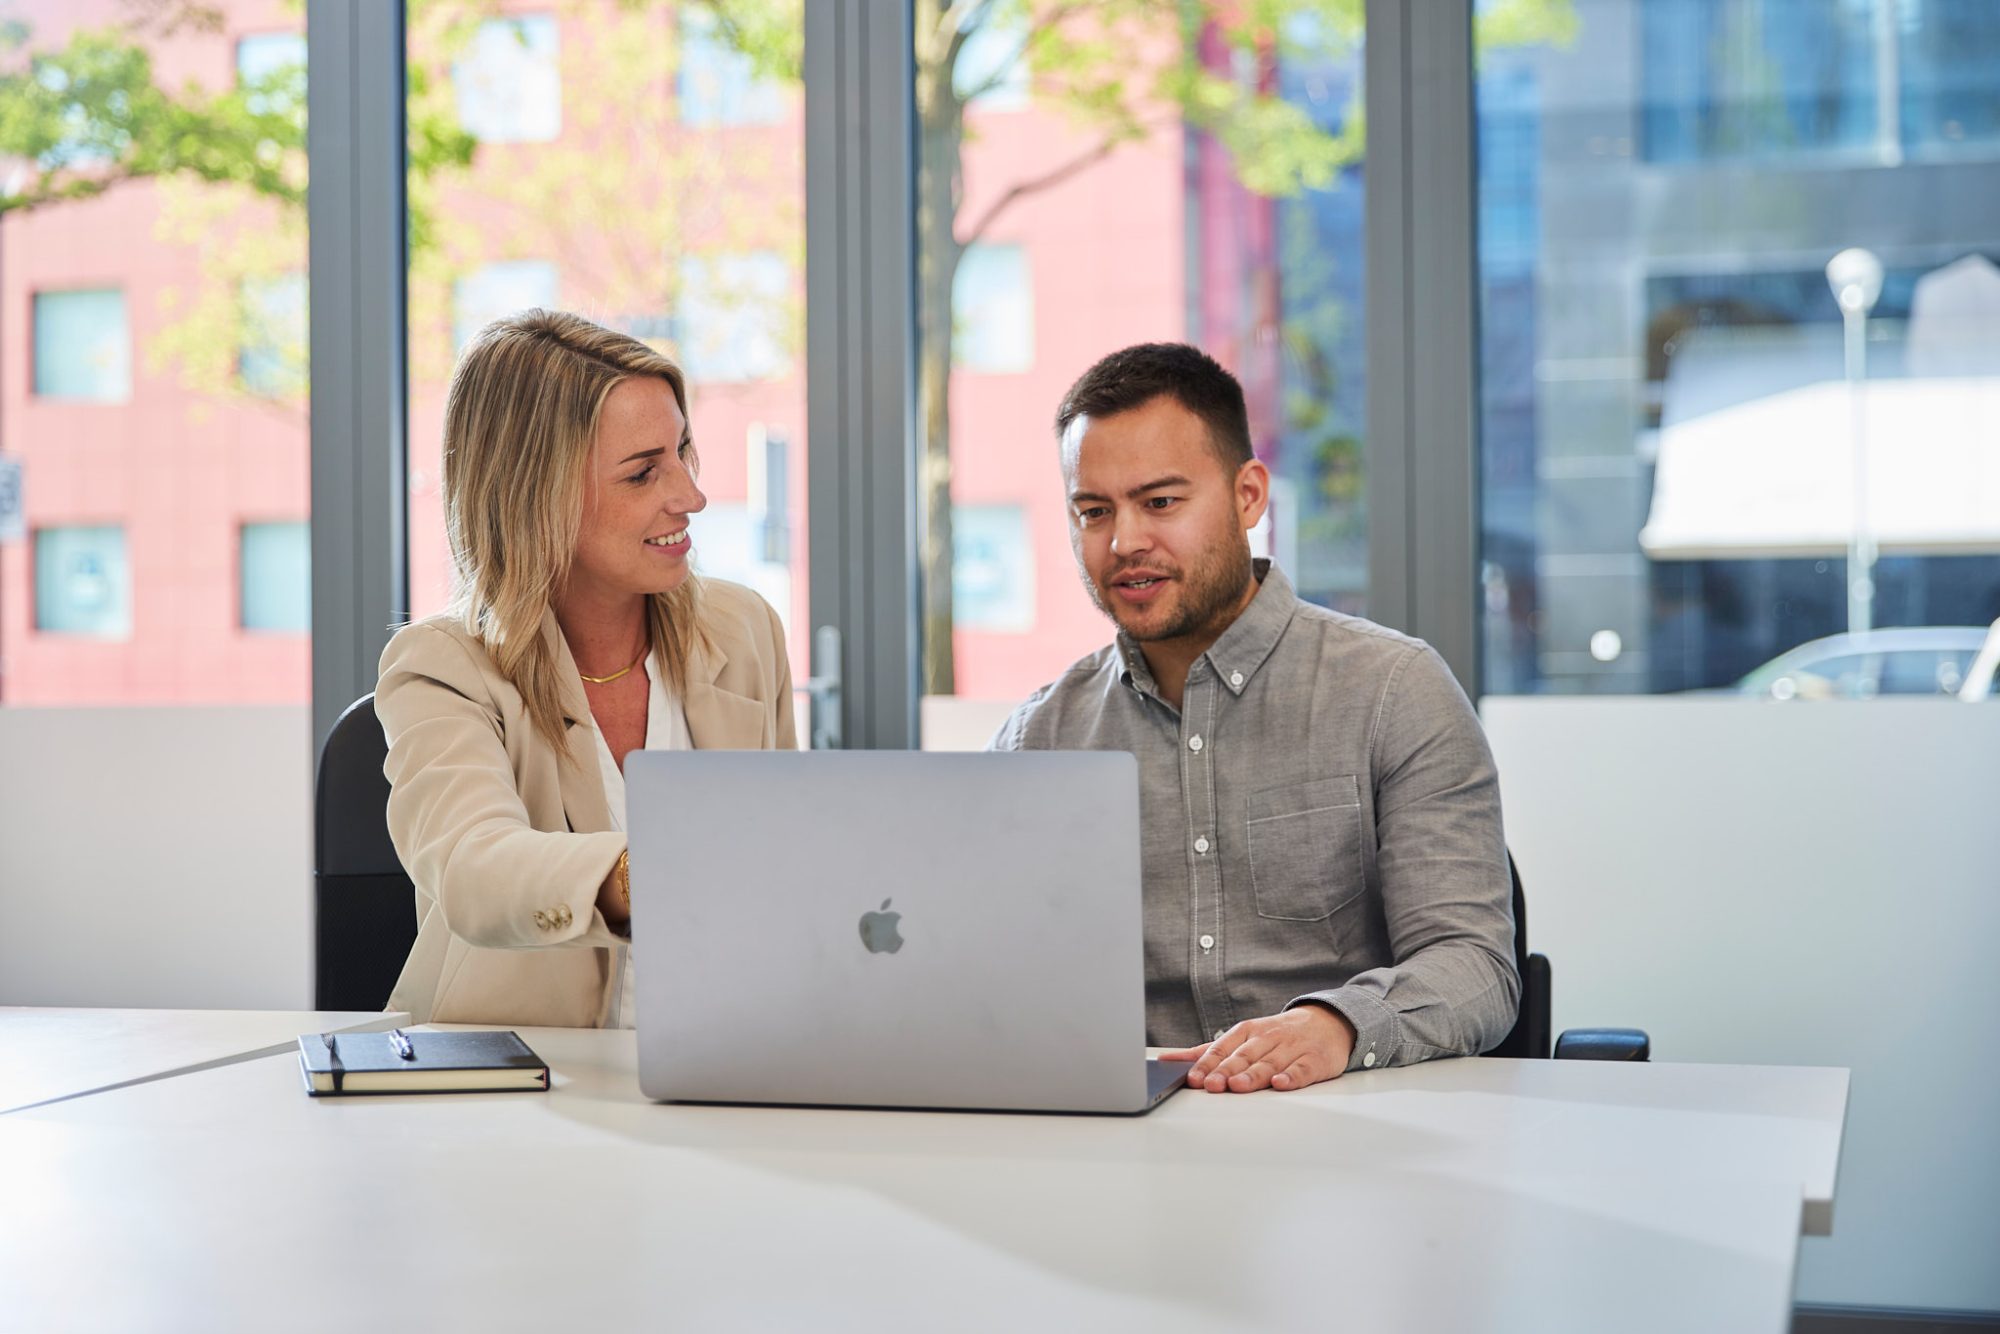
1116, 559, 1297, 699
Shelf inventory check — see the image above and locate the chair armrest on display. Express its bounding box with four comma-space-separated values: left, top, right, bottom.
1553, 1028, 1650, 1061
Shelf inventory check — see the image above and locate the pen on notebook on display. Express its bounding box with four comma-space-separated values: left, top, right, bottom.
387, 1028, 416, 1061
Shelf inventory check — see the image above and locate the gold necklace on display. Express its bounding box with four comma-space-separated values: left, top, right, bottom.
577, 645, 648, 685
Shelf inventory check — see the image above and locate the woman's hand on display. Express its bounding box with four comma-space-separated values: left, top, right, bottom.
596, 852, 632, 932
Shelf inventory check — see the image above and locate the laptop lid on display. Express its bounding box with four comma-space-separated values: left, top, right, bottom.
625, 750, 1154, 1113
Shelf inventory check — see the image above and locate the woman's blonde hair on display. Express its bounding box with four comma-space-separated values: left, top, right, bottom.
442, 308, 704, 759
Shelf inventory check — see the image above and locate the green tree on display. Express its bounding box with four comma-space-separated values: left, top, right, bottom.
0, 2, 476, 408
693, 0, 1577, 693
404, 0, 800, 386
900, 0, 1573, 693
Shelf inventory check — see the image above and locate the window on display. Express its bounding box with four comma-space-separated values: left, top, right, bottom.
677, 8, 785, 127
237, 32, 306, 116
954, 11, 1030, 111
34, 526, 130, 637
676, 252, 792, 382
952, 505, 1035, 633
240, 273, 307, 398
408, 2, 809, 684
1901, 0, 2000, 151
3, 7, 310, 706
1476, 0, 2000, 696
240, 522, 310, 633
33, 290, 130, 402
451, 260, 559, 354
683, 498, 792, 625
1641, 0, 1880, 163
454, 16, 561, 144
951, 244, 1034, 375
1641, 0, 2000, 163
915, 8, 1368, 722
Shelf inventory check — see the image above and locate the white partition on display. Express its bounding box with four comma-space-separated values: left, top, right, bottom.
1484, 697, 2000, 1312
0, 707, 312, 1010
919, 695, 1022, 751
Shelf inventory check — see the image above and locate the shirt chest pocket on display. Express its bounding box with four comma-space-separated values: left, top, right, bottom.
1244, 775, 1366, 922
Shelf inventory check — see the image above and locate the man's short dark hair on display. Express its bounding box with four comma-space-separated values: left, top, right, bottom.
1054, 342, 1253, 469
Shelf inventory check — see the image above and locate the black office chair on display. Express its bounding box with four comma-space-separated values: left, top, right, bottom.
1487, 852, 1650, 1060
313, 694, 419, 1011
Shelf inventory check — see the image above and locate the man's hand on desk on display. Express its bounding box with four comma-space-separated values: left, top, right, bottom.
1159, 1004, 1358, 1093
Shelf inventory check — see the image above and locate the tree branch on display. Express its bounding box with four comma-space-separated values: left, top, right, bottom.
956, 120, 1154, 249
0, 168, 140, 215
942, 0, 1003, 70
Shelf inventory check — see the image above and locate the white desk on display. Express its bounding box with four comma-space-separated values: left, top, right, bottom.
0, 1022, 1846, 1332
1169, 1049, 1852, 1236
0, 1007, 406, 1114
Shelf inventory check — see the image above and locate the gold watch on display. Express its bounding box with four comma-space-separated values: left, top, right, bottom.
617, 849, 632, 910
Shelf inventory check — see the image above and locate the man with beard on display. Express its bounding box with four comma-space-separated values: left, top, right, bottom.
992, 343, 1518, 1093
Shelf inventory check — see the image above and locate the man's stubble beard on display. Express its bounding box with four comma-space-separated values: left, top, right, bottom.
1083, 529, 1255, 645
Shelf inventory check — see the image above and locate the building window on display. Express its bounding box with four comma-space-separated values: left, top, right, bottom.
676, 252, 791, 382
454, 15, 560, 144
452, 260, 559, 354
239, 273, 307, 398
240, 522, 311, 633
677, 9, 785, 128
34, 526, 131, 637
236, 31, 306, 115
954, 10, 1031, 111
1641, 1, 1879, 163
952, 244, 1034, 375
33, 290, 131, 402
952, 504, 1035, 633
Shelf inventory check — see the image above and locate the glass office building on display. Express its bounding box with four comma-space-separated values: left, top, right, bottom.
1476, 0, 2000, 695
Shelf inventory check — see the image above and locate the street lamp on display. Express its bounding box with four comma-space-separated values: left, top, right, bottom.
1826, 247, 1882, 637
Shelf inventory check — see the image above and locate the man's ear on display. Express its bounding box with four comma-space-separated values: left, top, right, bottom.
1235, 457, 1271, 532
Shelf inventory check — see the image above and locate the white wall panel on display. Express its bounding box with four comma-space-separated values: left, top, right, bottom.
0, 708, 311, 1010
1484, 697, 2000, 1311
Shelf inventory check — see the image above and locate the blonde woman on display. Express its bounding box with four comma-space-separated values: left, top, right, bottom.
379, 310, 796, 1027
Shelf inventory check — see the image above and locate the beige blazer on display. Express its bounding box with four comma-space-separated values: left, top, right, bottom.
378, 579, 796, 1027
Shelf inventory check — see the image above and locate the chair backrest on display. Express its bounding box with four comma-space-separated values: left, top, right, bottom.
1486, 851, 1553, 1059
313, 694, 418, 1011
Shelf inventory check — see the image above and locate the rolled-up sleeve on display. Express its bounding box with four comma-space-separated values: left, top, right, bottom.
1289, 645, 1519, 1069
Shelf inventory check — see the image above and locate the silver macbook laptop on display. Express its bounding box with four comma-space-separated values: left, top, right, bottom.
624, 750, 1190, 1114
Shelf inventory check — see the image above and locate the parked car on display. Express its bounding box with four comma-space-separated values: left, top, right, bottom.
1735, 623, 2000, 701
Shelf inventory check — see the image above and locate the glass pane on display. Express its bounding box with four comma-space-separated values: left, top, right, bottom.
33, 527, 130, 637
1476, 0, 2000, 697
914, 5, 1368, 743
453, 15, 562, 144
241, 521, 312, 633
406, 3, 809, 718
1, 5, 311, 705
32, 291, 131, 401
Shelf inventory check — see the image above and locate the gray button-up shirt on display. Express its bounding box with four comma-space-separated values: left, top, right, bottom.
992, 561, 1518, 1070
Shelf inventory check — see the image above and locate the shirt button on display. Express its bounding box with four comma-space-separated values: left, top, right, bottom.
1199, 933, 1215, 951
1230, 671, 1244, 688
1194, 836, 1210, 854
1188, 734, 1204, 753
1363, 1050, 1377, 1069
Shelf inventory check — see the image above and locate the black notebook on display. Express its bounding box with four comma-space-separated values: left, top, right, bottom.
296, 1029, 549, 1096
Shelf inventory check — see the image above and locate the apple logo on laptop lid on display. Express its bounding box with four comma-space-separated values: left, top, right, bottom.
858, 899, 905, 954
